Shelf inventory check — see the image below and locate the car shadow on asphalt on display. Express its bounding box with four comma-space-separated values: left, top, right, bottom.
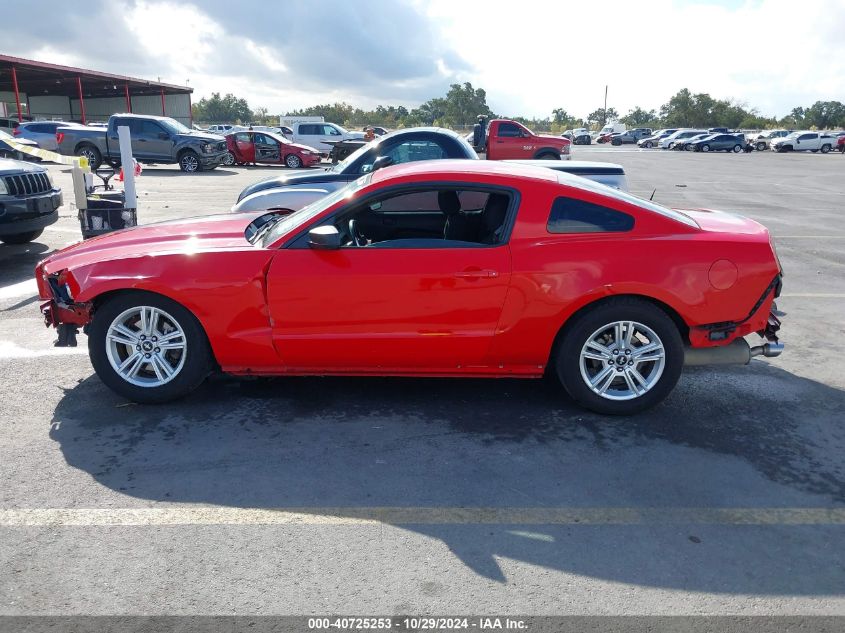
49, 362, 845, 592
0, 241, 49, 289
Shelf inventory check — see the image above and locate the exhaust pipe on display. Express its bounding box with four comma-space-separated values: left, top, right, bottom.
684, 338, 784, 366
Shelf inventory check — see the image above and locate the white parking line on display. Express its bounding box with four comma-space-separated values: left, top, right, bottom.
0, 279, 37, 300
1, 507, 844, 527
0, 341, 87, 359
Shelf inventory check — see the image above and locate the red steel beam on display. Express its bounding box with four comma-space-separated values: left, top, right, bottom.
76, 76, 86, 124
124, 83, 132, 112
11, 66, 23, 122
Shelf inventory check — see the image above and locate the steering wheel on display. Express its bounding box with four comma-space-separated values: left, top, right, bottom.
348, 219, 367, 247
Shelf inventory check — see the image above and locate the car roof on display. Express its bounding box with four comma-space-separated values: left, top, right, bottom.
378, 126, 461, 141
508, 160, 625, 175
371, 158, 565, 185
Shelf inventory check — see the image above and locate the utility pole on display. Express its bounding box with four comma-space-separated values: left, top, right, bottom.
604, 85, 608, 125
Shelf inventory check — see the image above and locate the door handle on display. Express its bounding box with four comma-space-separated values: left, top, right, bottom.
454, 269, 498, 279
496, 140, 504, 143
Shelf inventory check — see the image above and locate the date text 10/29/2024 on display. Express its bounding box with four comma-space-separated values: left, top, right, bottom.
308, 617, 528, 631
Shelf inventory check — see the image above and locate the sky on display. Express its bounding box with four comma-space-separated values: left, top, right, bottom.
4, 0, 844, 120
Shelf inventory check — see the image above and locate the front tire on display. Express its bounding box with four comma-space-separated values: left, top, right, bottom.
756, 141, 767, 151
555, 298, 683, 415
285, 154, 303, 168
179, 150, 202, 172
0, 229, 44, 244
643, 141, 653, 149
89, 292, 213, 403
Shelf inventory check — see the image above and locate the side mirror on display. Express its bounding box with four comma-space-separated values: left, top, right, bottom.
371, 155, 395, 171
308, 225, 341, 250
158, 132, 170, 140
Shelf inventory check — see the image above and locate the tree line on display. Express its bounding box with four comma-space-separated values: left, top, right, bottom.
192, 85, 845, 132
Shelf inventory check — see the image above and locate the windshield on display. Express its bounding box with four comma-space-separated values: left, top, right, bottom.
159, 118, 193, 134
556, 173, 699, 228
258, 174, 373, 247
328, 137, 378, 173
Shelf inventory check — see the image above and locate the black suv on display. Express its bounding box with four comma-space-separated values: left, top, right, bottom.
0, 158, 62, 244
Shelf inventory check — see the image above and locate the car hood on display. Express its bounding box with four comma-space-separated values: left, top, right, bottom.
285, 142, 320, 153
178, 131, 225, 142
536, 133, 568, 144
237, 170, 353, 201
678, 208, 769, 237
41, 213, 258, 274
0, 157, 45, 175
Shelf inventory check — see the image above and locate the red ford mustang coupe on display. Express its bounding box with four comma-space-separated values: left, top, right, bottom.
224, 130, 321, 169
36, 161, 784, 415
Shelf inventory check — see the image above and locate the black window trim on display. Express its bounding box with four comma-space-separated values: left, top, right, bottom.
546, 195, 635, 235
283, 181, 522, 250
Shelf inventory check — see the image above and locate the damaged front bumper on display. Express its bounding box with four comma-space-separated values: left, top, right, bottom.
38, 268, 92, 347
41, 299, 91, 347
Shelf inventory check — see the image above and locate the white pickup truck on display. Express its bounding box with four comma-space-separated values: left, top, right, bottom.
771, 131, 836, 153
286, 122, 364, 154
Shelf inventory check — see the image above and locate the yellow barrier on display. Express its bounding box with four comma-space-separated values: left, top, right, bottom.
4, 139, 88, 170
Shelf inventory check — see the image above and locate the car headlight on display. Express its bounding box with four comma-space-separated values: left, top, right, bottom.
201, 142, 213, 153
45, 171, 55, 187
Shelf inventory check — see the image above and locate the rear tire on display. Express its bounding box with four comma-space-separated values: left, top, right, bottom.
76, 144, 102, 170
732, 144, 742, 153
756, 141, 767, 151
285, 154, 303, 168
555, 298, 683, 415
88, 291, 213, 403
0, 229, 44, 244
821, 144, 831, 154
222, 151, 235, 166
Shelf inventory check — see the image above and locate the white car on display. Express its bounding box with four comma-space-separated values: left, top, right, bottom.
287, 122, 364, 153
770, 131, 835, 153
659, 129, 707, 149
750, 129, 792, 151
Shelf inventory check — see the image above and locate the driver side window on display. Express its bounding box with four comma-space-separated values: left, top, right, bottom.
326, 187, 513, 249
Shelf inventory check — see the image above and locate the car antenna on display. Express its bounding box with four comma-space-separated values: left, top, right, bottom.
649, 188, 657, 201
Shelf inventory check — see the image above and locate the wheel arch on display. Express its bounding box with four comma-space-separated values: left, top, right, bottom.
546, 293, 690, 370
532, 147, 562, 159
89, 288, 219, 368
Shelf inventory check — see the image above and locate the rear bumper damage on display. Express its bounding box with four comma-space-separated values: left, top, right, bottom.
685, 274, 784, 366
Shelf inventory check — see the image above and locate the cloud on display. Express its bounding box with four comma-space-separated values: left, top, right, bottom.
2, 0, 844, 118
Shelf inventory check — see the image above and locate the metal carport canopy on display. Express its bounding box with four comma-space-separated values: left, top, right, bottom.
0, 54, 192, 124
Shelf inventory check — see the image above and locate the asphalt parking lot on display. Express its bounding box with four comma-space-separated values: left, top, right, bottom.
1, 148, 844, 616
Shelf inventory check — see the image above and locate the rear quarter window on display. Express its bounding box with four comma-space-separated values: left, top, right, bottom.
547, 197, 634, 233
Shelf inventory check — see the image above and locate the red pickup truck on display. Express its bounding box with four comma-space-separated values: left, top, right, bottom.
480, 119, 571, 160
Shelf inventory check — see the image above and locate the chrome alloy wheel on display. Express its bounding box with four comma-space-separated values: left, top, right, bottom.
180, 153, 199, 172
579, 320, 666, 401
105, 306, 187, 387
